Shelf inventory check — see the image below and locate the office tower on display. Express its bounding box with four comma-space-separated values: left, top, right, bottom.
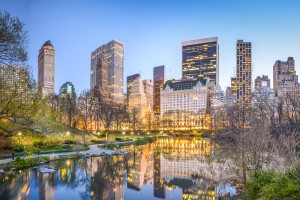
91, 39, 124, 104
255, 75, 270, 89
58, 82, 76, 104
182, 37, 219, 85
143, 79, 153, 113
127, 73, 141, 102
128, 74, 148, 121
38, 40, 55, 97
273, 57, 299, 97
236, 40, 252, 108
231, 77, 237, 97
153, 65, 165, 114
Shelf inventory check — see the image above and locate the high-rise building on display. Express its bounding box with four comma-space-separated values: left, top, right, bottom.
38, 40, 55, 97
143, 79, 153, 113
182, 37, 219, 85
273, 57, 299, 97
127, 73, 141, 102
128, 74, 149, 122
236, 40, 252, 108
91, 39, 124, 104
153, 65, 165, 114
255, 75, 270, 89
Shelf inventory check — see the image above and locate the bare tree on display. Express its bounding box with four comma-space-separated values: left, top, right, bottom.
77, 90, 97, 144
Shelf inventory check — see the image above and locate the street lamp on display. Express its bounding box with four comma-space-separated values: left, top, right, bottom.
17, 132, 22, 144
97, 132, 100, 141
122, 131, 125, 141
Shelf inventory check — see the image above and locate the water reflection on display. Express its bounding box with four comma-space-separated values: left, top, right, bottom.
0, 138, 236, 200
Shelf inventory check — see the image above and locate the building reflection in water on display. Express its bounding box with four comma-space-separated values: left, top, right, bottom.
0, 137, 237, 200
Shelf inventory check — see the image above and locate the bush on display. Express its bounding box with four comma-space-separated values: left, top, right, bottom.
246, 166, 300, 200
64, 140, 76, 144
12, 144, 24, 152
10, 156, 50, 169
135, 138, 150, 146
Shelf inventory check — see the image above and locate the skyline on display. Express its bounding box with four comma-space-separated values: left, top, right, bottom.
1, 0, 300, 94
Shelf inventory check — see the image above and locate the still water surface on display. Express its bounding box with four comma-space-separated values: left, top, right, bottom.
0, 138, 236, 200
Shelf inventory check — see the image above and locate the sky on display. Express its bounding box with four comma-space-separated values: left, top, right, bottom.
1, 0, 300, 94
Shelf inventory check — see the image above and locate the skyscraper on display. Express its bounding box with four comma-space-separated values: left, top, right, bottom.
153, 65, 165, 114
255, 75, 270, 89
273, 57, 299, 97
91, 39, 124, 104
143, 79, 153, 113
236, 40, 252, 108
182, 37, 219, 85
127, 73, 141, 102
38, 40, 55, 97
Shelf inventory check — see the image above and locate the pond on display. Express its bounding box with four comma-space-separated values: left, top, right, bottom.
0, 138, 236, 200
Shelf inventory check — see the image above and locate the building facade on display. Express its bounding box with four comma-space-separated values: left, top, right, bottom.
273, 57, 299, 98
160, 78, 209, 130
143, 79, 153, 113
236, 40, 252, 108
91, 39, 124, 104
128, 74, 149, 123
38, 40, 55, 97
255, 75, 270, 89
153, 65, 165, 114
182, 37, 219, 85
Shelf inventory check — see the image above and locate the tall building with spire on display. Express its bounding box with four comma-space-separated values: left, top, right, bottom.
38, 40, 55, 97
236, 40, 252, 108
91, 39, 124, 104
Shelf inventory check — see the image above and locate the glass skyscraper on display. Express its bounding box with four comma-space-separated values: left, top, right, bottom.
91, 39, 124, 104
182, 37, 219, 85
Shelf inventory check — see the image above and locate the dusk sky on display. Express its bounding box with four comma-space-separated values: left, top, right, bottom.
1, 0, 300, 94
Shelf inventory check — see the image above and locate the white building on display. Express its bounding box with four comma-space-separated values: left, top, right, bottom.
160, 78, 209, 130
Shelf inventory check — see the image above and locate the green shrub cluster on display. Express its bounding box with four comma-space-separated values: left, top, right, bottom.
135, 138, 150, 146
246, 166, 300, 200
10, 156, 50, 169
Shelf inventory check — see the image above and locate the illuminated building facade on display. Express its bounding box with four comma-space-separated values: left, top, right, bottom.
143, 79, 153, 114
91, 39, 124, 104
273, 57, 299, 98
153, 65, 165, 114
182, 37, 219, 85
160, 78, 209, 130
255, 75, 270, 89
127, 73, 141, 103
38, 40, 55, 97
128, 74, 149, 123
0, 65, 28, 89
236, 40, 252, 108
230, 77, 237, 97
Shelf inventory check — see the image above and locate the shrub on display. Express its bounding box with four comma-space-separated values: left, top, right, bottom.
64, 140, 76, 144
12, 144, 24, 152
135, 138, 150, 146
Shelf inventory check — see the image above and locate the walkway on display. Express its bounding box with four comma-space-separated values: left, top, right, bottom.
0, 139, 136, 165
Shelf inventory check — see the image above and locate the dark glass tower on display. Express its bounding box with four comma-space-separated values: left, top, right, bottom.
182, 37, 219, 85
